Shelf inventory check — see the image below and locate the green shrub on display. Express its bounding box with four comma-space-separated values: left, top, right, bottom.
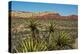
14, 37, 48, 52
12, 19, 76, 52
55, 31, 75, 49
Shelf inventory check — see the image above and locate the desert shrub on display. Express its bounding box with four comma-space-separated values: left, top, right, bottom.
55, 31, 75, 49
11, 19, 77, 52
13, 37, 48, 52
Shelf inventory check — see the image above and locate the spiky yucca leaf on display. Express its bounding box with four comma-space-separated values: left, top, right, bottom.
14, 37, 48, 52
55, 31, 75, 49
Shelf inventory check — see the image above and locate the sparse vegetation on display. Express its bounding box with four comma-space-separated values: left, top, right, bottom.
11, 17, 78, 53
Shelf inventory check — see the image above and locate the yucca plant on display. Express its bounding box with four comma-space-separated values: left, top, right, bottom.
13, 37, 48, 52
28, 19, 40, 42
55, 31, 75, 49
46, 21, 56, 50
48, 21, 56, 33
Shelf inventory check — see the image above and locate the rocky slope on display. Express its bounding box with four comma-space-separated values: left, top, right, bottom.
10, 11, 78, 20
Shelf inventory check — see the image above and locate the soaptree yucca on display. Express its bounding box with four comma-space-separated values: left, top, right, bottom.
47, 21, 56, 50
28, 19, 39, 39
55, 31, 75, 49
14, 37, 48, 52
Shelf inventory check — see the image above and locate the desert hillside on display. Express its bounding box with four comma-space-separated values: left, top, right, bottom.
10, 11, 78, 20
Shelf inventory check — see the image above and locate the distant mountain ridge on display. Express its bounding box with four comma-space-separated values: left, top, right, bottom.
10, 11, 78, 20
